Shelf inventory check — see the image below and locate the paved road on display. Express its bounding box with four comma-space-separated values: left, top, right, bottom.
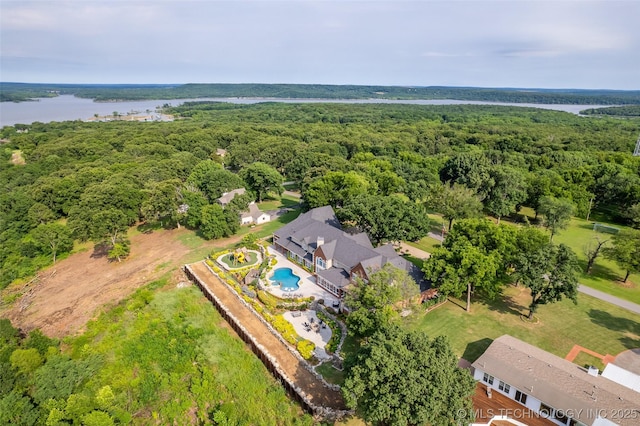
578, 285, 640, 315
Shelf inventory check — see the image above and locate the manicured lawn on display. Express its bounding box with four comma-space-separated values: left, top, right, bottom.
496, 207, 639, 304
572, 352, 605, 371
257, 193, 301, 211
405, 237, 442, 254
316, 362, 345, 385
552, 217, 640, 304
404, 284, 640, 363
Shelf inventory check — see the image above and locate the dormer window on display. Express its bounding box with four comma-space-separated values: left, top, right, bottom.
316, 257, 326, 270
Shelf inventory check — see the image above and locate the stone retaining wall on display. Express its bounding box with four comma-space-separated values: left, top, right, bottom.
183, 263, 351, 421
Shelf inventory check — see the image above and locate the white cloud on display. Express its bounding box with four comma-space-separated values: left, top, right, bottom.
1, 0, 638, 88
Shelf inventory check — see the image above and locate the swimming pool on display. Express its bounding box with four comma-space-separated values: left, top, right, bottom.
271, 267, 300, 292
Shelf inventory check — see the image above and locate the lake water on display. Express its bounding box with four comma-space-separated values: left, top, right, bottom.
0, 94, 606, 127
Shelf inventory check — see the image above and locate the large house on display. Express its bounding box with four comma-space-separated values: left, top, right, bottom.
272, 206, 424, 298
472, 335, 640, 426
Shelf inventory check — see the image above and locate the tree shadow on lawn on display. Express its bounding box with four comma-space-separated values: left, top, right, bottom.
581, 259, 634, 287
462, 338, 493, 363
479, 291, 525, 317
588, 309, 640, 349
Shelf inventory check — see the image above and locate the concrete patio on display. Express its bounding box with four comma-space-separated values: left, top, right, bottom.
283, 310, 332, 360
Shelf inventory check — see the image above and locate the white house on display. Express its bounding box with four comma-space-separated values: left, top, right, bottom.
472, 335, 640, 426
240, 202, 270, 225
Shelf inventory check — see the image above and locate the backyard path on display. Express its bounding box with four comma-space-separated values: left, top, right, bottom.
188, 261, 347, 410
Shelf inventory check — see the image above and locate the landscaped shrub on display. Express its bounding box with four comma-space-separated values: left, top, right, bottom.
297, 340, 315, 360
271, 315, 297, 345
258, 291, 278, 312
317, 311, 341, 354
423, 294, 447, 310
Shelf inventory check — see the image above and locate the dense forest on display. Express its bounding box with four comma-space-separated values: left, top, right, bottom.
2, 102, 639, 290
581, 105, 640, 117
1, 101, 640, 424
3, 82, 640, 104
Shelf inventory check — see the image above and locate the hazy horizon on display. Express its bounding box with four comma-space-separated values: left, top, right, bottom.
2, 1, 639, 90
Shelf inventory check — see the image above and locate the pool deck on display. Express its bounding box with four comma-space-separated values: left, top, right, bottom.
266, 247, 341, 307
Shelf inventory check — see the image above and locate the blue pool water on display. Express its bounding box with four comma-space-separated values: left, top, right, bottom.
271, 267, 300, 292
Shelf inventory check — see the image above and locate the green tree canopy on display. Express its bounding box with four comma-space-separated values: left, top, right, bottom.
343, 326, 475, 426
303, 170, 372, 209
240, 162, 283, 202
483, 166, 528, 223
538, 196, 575, 241
516, 243, 579, 319
199, 204, 233, 240
29, 223, 73, 264
339, 195, 430, 245
428, 182, 483, 230
604, 229, 640, 283
344, 264, 418, 337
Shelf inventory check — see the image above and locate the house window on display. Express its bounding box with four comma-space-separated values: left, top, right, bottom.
515, 390, 527, 405
540, 403, 553, 417
316, 257, 326, 270
498, 381, 510, 394
482, 373, 494, 385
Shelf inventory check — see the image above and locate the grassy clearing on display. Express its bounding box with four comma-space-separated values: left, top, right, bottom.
492, 207, 639, 303
405, 284, 640, 363
553, 217, 640, 304
257, 193, 301, 211
66, 281, 313, 424
405, 237, 442, 254
316, 362, 345, 385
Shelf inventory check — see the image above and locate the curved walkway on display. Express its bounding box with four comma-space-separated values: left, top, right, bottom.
188, 261, 346, 410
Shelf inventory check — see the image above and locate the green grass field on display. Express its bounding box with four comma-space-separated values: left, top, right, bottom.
405, 285, 640, 363
65, 281, 313, 424
552, 217, 640, 304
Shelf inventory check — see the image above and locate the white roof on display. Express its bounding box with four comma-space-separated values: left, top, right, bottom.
602, 363, 640, 392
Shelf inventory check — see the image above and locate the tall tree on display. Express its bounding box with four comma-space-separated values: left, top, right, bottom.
240, 162, 283, 202
339, 195, 430, 245
439, 152, 492, 195
140, 179, 182, 225
344, 264, 418, 337
517, 243, 579, 319
343, 326, 475, 426
627, 203, 640, 229
199, 204, 233, 240
429, 182, 483, 230
584, 235, 610, 274
30, 223, 73, 264
303, 170, 372, 209
538, 196, 575, 241
604, 229, 640, 283
423, 219, 516, 312
483, 166, 528, 223
423, 240, 500, 312
90, 209, 130, 247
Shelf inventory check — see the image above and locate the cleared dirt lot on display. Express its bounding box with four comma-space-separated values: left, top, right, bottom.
3, 228, 224, 337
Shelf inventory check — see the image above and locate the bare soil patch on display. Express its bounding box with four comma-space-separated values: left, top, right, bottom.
2, 228, 224, 338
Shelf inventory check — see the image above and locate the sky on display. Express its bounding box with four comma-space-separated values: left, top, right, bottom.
1, 0, 639, 90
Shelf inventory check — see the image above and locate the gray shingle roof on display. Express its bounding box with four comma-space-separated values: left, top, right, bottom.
275, 206, 425, 289
472, 335, 640, 426
218, 188, 246, 206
